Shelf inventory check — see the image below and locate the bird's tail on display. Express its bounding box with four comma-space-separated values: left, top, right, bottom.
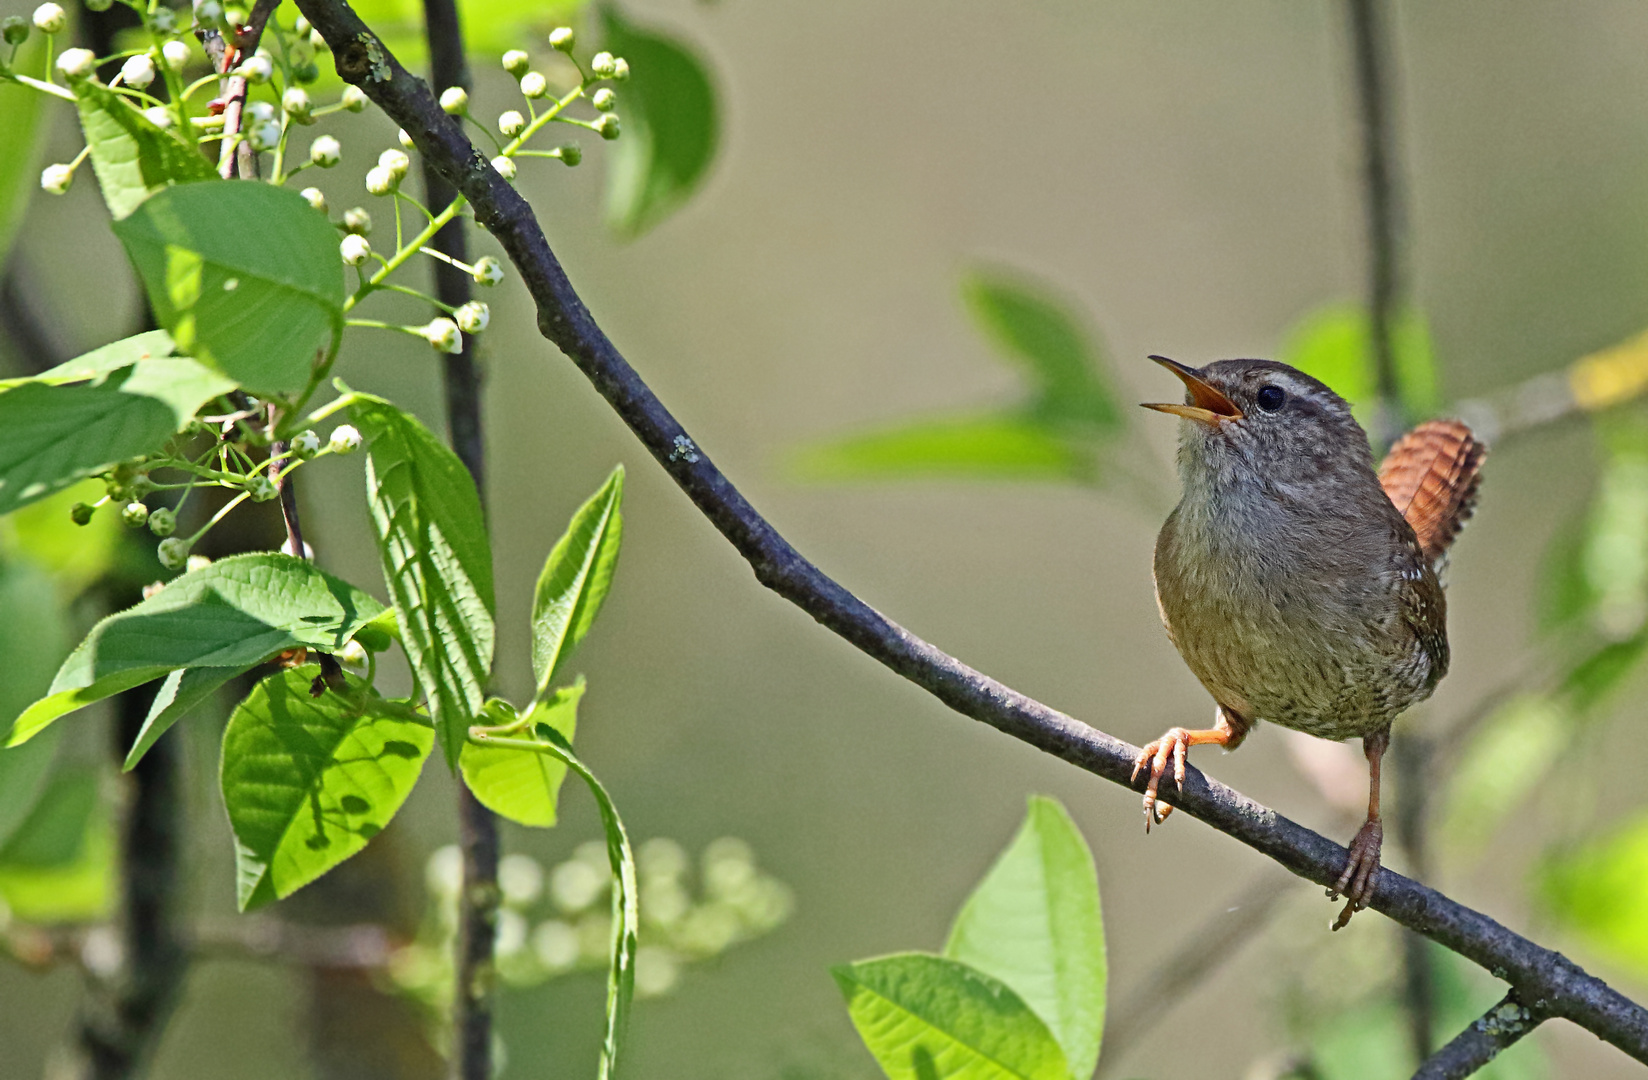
1377, 419, 1488, 566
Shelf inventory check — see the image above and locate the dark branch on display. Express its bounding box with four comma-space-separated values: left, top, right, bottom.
1412, 991, 1547, 1080
292, 1, 1648, 1065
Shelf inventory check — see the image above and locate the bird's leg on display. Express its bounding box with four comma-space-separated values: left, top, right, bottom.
1329, 729, 1389, 930
1132, 706, 1250, 831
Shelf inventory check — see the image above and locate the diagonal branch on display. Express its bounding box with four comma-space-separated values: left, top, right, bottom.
1412, 990, 1548, 1080
291, 1, 1648, 1066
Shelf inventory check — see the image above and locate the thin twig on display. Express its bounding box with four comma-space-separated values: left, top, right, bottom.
215, 0, 282, 179
293, 5, 1648, 1065
1412, 990, 1547, 1080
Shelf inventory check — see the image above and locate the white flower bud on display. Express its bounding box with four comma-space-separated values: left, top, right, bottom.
328, 425, 362, 454
196, 1, 223, 26
122, 502, 149, 528
149, 5, 174, 31
589, 51, 616, 78
246, 100, 276, 123
438, 85, 468, 114
338, 639, 369, 666
364, 165, 396, 195
162, 39, 189, 70
343, 206, 371, 234
56, 47, 96, 78
185, 554, 212, 573
245, 474, 277, 502
120, 52, 156, 88
238, 54, 272, 83
339, 233, 371, 266
594, 113, 620, 140
497, 109, 525, 137
454, 301, 489, 333
490, 155, 516, 180
293, 15, 311, 33
548, 26, 574, 52
554, 143, 581, 166
300, 186, 327, 211
610, 57, 629, 81
519, 71, 547, 99
591, 87, 615, 112
282, 86, 313, 123
398, 127, 414, 149
502, 49, 529, 75
471, 255, 503, 286
309, 134, 340, 167
249, 119, 282, 152
377, 147, 409, 178
291, 429, 322, 457
341, 84, 368, 112
143, 106, 173, 128
157, 537, 192, 570
147, 507, 177, 537
421, 317, 462, 354
40, 163, 74, 194
31, 3, 64, 33
309, 28, 325, 50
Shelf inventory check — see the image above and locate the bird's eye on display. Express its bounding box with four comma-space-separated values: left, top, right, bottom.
1256, 385, 1286, 412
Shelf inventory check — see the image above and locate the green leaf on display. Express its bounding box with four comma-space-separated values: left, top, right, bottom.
0, 560, 69, 850
1439, 695, 1569, 858
355, 397, 494, 768
1, 479, 129, 597
114, 182, 344, 393
1280, 303, 1440, 429
1575, 421, 1648, 639
74, 80, 216, 221
961, 269, 1119, 433
601, 4, 720, 237
222, 666, 434, 910
0, 768, 114, 923
5, 553, 385, 747
945, 796, 1106, 1078
124, 665, 240, 771
532, 466, 623, 695
0, 329, 179, 389
1540, 810, 1648, 983
1560, 632, 1648, 714
833, 953, 1073, 1080
790, 413, 1093, 484
0, 35, 48, 261
460, 681, 582, 827
0, 355, 236, 515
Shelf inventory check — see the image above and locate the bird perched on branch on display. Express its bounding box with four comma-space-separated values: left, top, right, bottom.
1137, 356, 1485, 929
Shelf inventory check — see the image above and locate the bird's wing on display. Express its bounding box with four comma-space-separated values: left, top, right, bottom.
1378, 419, 1487, 567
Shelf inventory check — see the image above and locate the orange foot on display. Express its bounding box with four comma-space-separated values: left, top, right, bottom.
1328, 818, 1383, 931
1131, 727, 1195, 830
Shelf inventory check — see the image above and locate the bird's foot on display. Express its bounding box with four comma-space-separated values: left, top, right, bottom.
1131, 728, 1194, 831
1327, 818, 1384, 930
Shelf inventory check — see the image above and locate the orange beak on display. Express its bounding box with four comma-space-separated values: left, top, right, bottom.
1140, 355, 1243, 425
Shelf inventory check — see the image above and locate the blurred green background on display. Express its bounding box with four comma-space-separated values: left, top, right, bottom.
4, 0, 1648, 1077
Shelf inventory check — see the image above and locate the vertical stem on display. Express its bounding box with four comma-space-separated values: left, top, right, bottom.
417, 3, 494, 1078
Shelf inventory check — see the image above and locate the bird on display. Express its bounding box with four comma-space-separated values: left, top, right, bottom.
1135, 355, 1485, 929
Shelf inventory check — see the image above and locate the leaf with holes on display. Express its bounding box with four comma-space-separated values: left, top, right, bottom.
355, 397, 494, 768
74, 80, 216, 220
114, 182, 343, 393
222, 666, 433, 910
532, 467, 623, 696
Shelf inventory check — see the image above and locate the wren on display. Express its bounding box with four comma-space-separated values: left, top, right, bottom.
1137, 356, 1485, 929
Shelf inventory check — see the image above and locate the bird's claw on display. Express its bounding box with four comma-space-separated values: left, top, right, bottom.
1327, 819, 1384, 930
1132, 728, 1192, 833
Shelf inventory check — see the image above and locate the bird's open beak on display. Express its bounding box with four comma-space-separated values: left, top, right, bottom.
1140, 355, 1243, 425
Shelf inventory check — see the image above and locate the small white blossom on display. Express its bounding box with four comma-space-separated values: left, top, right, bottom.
490, 155, 517, 180
121, 52, 157, 88
438, 85, 468, 114
554, 143, 581, 166
246, 100, 276, 123
196, 1, 223, 26
294, 15, 311, 33
56, 47, 97, 78
249, 119, 282, 152
161, 39, 189, 70
341, 85, 368, 112
143, 106, 173, 128
471, 255, 504, 286
594, 113, 620, 140
149, 5, 174, 32
299, 186, 327, 211
121, 502, 150, 528
589, 51, 616, 78
291, 429, 322, 457
497, 109, 525, 137
398, 127, 414, 149
422, 317, 462, 354
185, 554, 212, 573
309, 28, 325, 50
40, 163, 74, 194
611, 57, 629, 81
591, 87, 616, 112
377, 147, 409, 178
502, 49, 529, 75
309, 134, 340, 167
343, 207, 371, 234
32, 3, 65, 33
328, 425, 363, 454
237, 54, 272, 83
364, 165, 396, 196
147, 507, 176, 537
339, 233, 371, 266
519, 71, 547, 99
157, 537, 192, 570
282, 86, 313, 122
548, 26, 574, 51
338, 639, 368, 667
454, 301, 489, 333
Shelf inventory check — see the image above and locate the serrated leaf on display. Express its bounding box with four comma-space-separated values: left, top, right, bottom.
601, 4, 719, 237
74, 80, 216, 220
0, 329, 179, 389
0, 355, 236, 516
5, 553, 385, 747
532, 466, 623, 695
0, 768, 114, 923
114, 182, 344, 393
1281, 302, 1440, 428
123, 665, 240, 771
222, 666, 433, 910
355, 397, 493, 768
961, 270, 1119, 433
460, 681, 582, 827
945, 796, 1106, 1078
791, 413, 1093, 484
833, 953, 1073, 1080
